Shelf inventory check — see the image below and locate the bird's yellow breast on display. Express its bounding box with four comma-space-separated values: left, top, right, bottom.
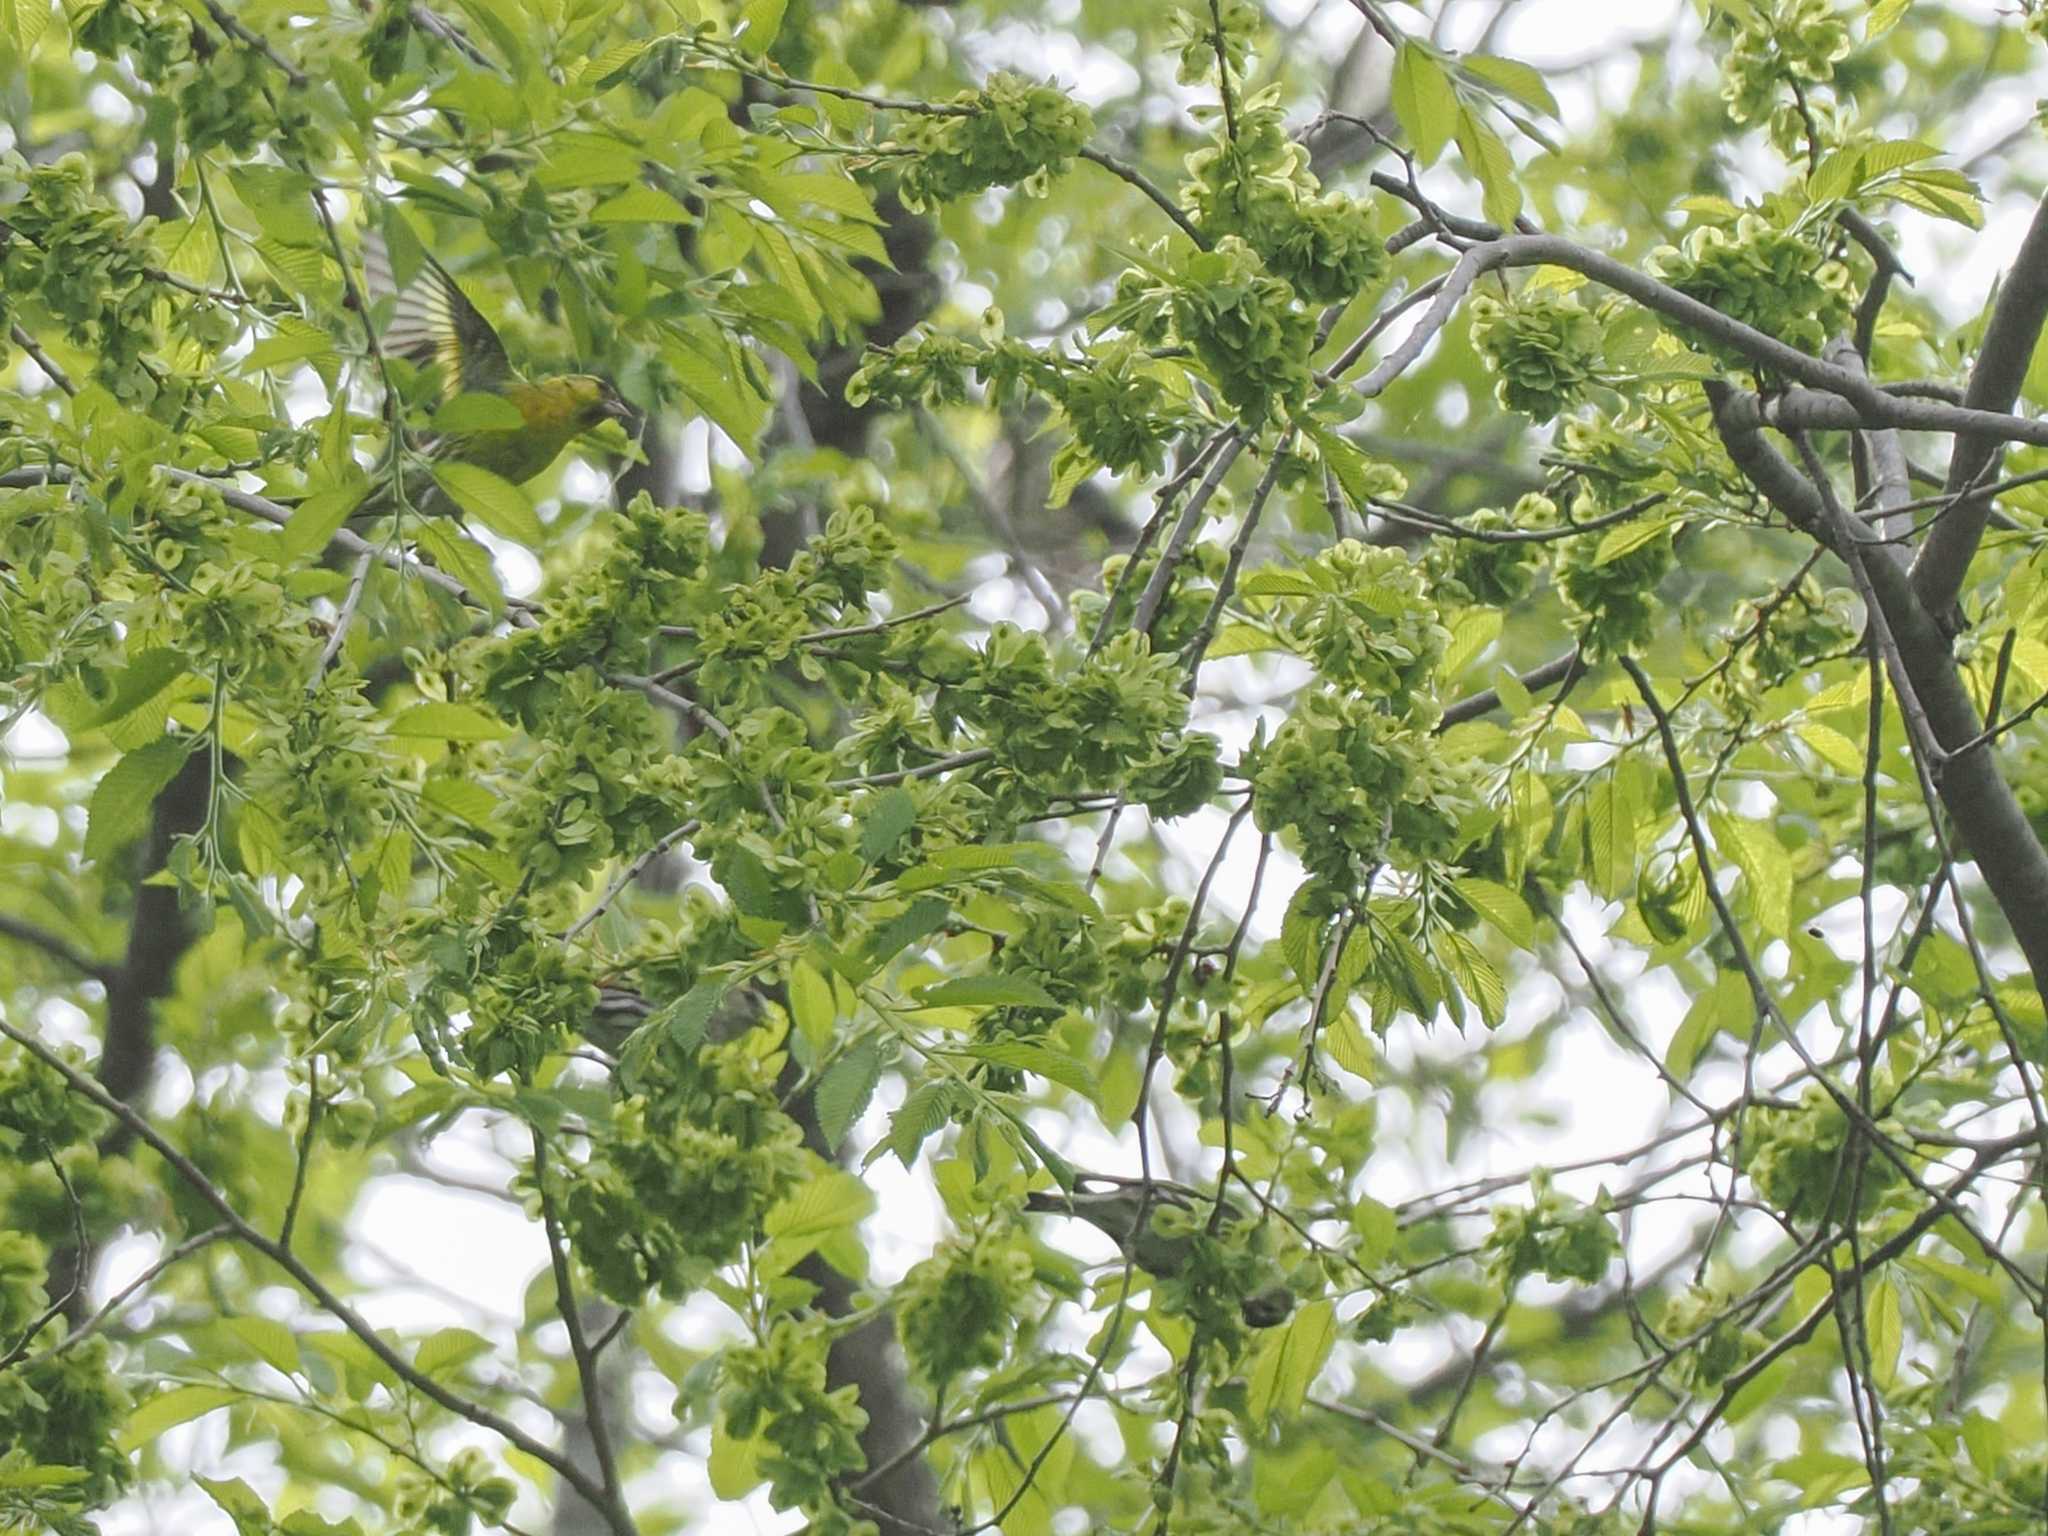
453, 379, 600, 485
503, 378, 591, 434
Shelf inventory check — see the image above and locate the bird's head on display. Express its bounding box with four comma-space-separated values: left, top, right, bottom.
561, 374, 637, 430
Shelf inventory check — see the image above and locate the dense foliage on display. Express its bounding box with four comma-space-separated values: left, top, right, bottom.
4, 1, 2048, 1533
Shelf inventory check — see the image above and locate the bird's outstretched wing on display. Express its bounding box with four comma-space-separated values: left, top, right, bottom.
360, 226, 514, 399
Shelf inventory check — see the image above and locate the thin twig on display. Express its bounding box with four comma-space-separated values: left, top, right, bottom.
563, 820, 701, 941
9, 324, 75, 395
532, 1130, 631, 1530
0, 1014, 626, 1530
0, 913, 120, 984
312, 552, 376, 682
1077, 147, 1208, 248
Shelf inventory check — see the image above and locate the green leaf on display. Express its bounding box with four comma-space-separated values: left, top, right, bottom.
860, 787, 917, 863
536, 134, 643, 189
590, 184, 696, 224
649, 977, 728, 1051
570, 39, 652, 88
960, 1039, 1097, 1101
253, 236, 325, 294
86, 736, 194, 863
1666, 968, 1744, 1080
758, 171, 885, 226
814, 1039, 883, 1151
230, 167, 322, 246
1887, 166, 1983, 229
388, 702, 509, 741
927, 842, 1068, 874
240, 323, 335, 374
1280, 883, 1322, 995
884, 1081, 952, 1168
79, 648, 187, 731
223, 1315, 301, 1376
301, 1329, 401, 1395
1865, 1279, 1902, 1389
668, 328, 767, 450
2027, 325, 2048, 413
1313, 428, 1380, 512
1585, 773, 1637, 900
1440, 928, 1506, 1028
1490, 663, 1534, 717
789, 958, 838, 1052
1960, 1410, 2004, 1475
119, 1384, 238, 1452
1253, 1443, 1339, 1520
715, 842, 807, 925
975, 1405, 1073, 1529
763, 1169, 875, 1255
1858, 138, 1939, 181
708, 1418, 764, 1500
1594, 515, 1676, 566
1441, 608, 1502, 679
915, 974, 1061, 1010
1796, 719, 1865, 774
0, 1464, 87, 1490
1904, 1253, 2005, 1308
1450, 877, 1535, 947
1247, 1299, 1335, 1426
737, 0, 788, 53
859, 895, 951, 973
415, 1326, 493, 1376
1205, 623, 1285, 660
278, 483, 367, 564
1454, 105, 1522, 230
0, 0, 52, 66
1350, 1196, 1397, 1265
1238, 569, 1322, 599
422, 776, 499, 828
1391, 43, 1459, 166
196, 1475, 271, 1528
1335, 921, 1373, 993
412, 519, 507, 615
1325, 1013, 1376, 1079
1458, 55, 1559, 119
1806, 146, 1866, 207
431, 461, 544, 546
451, 0, 535, 78
1709, 810, 1792, 938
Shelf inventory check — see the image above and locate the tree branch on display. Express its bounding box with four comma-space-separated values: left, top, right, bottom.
0, 466, 528, 618
1912, 191, 2048, 615
1354, 234, 2048, 466
0, 914, 118, 985
1708, 386, 2048, 999
532, 1131, 633, 1533
0, 1015, 626, 1528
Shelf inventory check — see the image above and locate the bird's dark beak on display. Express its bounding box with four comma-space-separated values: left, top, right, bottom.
599, 390, 637, 426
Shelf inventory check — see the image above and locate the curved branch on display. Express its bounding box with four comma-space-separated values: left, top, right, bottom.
1708, 385, 2048, 997
0, 914, 118, 985
1911, 192, 2048, 615
1353, 235, 2048, 464
1713, 384, 2048, 453
1438, 650, 1584, 729
1076, 147, 1208, 248
1360, 236, 1897, 403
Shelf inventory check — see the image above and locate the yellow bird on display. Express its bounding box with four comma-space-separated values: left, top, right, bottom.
354, 228, 634, 518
